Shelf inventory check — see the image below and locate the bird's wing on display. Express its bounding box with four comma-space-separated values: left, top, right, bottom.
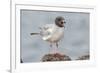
40, 24, 54, 40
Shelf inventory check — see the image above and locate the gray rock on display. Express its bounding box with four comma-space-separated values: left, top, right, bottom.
41, 53, 71, 62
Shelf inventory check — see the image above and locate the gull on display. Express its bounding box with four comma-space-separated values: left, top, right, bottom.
30, 16, 66, 53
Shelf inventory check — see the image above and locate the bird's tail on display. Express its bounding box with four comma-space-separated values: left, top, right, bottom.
30, 33, 40, 35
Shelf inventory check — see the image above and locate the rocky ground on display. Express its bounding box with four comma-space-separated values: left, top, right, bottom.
21, 54, 89, 63
41, 53, 71, 62
76, 54, 90, 60
41, 53, 90, 62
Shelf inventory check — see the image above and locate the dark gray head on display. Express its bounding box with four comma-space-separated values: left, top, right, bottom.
55, 16, 66, 27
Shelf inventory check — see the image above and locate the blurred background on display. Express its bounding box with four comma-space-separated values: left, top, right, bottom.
20, 10, 89, 63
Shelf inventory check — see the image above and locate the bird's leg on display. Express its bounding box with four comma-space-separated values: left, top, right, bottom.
56, 42, 59, 49
55, 42, 59, 53
50, 43, 53, 53
50, 43, 52, 48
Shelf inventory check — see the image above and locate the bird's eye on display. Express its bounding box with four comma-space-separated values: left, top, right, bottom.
61, 22, 63, 24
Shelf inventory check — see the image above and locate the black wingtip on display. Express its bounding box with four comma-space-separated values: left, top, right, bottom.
30, 33, 33, 35
30, 33, 39, 35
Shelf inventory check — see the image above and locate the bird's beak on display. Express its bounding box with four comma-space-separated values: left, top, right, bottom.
64, 21, 66, 24
64, 21, 66, 28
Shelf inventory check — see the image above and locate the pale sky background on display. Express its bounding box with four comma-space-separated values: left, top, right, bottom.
20, 10, 89, 63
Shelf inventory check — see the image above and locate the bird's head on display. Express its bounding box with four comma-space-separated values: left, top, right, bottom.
55, 16, 66, 28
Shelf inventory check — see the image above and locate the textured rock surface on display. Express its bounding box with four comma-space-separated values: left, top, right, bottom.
76, 54, 90, 60
42, 53, 71, 62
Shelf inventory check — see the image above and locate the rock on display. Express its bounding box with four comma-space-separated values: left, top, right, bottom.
76, 54, 90, 60
41, 53, 71, 62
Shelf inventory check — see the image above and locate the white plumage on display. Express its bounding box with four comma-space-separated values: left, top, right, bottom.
40, 24, 64, 43
31, 16, 66, 53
